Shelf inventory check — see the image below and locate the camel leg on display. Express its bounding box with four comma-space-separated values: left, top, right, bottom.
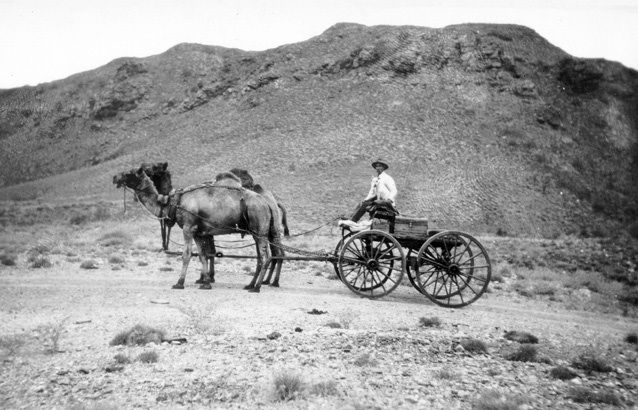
194, 237, 212, 290
245, 236, 270, 292
160, 220, 167, 251
253, 241, 263, 277
270, 240, 285, 287
195, 237, 215, 284
173, 231, 194, 289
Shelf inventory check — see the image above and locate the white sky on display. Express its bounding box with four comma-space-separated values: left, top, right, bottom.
1, 0, 637, 89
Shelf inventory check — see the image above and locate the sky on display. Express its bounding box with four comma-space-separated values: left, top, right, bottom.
1, 0, 637, 89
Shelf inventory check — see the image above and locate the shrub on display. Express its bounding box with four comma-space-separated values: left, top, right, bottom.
473, 389, 526, 410
504, 331, 538, 344
460, 338, 488, 354
419, 316, 441, 327
625, 332, 638, 344
549, 366, 578, 380
108, 255, 125, 264
137, 350, 159, 363
110, 324, 165, 346
98, 230, 132, 247
159, 266, 173, 272
273, 371, 304, 401
1, 253, 17, 266
506, 345, 537, 362
309, 380, 338, 397
353, 353, 377, 367
28, 253, 52, 268
0, 334, 27, 356
571, 352, 613, 373
35, 318, 68, 353
80, 260, 99, 269
325, 322, 342, 329
436, 369, 460, 380
113, 353, 131, 364
567, 386, 621, 405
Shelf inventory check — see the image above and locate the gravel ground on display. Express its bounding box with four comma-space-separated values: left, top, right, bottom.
1, 247, 637, 409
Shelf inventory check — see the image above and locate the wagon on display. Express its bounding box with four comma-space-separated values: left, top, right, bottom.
329, 213, 492, 308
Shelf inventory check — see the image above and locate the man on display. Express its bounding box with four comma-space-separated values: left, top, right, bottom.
349, 158, 398, 222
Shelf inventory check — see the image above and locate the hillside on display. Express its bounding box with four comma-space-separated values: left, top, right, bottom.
0, 22, 637, 237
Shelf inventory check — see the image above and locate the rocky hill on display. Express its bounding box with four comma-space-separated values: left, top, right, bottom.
0, 23, 637, 238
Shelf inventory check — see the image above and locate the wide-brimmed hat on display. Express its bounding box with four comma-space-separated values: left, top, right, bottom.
371, 159, 389, 170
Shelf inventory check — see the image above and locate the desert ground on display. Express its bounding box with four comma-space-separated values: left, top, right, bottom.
1, 210, 637, 410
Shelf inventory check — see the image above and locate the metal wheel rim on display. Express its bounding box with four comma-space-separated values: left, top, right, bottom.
338, 230, 405, 299
416, 230, 491, 308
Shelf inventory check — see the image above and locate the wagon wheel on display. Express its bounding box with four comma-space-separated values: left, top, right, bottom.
332, 231, 354, 280
405, 249, 426, 295
338, 230, 405, 299
415, 231, 491, 308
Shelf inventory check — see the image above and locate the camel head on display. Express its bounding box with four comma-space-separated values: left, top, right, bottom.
229, 168, 254, 189
141, 162, 172, 194
113, 167, 149, 190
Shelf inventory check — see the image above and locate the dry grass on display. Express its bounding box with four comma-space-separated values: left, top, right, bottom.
506, 345, 537, 362
98, 230, 133, 248
0, 333, 27, 356
308, 380, 339, 397
353, 353, 377, 367
137, 350, 159, 363
435, 369, 461, 381
473, 389, 526, 410
80, 259, 99, 269
35, 317, 68, 353
419, 316, 441, 327
273, 371, 304, 401
571, 352, 613, 373
567, 386, 621, 405
460, 338, 488, 354
110, 324, 165, 346
113, 353, 131, 364
503, 331, 538, 344
549, 366, 578, 380
625, 332, 638, 344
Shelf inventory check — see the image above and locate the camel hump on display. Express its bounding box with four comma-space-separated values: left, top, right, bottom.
215, 172, 241, 183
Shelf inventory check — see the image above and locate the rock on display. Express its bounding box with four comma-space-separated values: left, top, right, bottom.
267, 332, 281, 340
150, 299, 169, 304
294, 327, 303, 332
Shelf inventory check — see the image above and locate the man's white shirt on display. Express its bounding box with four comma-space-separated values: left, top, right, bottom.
365, 172, 397, 204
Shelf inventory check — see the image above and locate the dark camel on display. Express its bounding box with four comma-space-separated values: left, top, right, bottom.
113, 167, 281, 292
140, 162, 174, 250
229, 168, 289, 287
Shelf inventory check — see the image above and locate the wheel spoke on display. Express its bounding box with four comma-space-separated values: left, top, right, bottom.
454, 272, 480, 295
451, 275, 466, 305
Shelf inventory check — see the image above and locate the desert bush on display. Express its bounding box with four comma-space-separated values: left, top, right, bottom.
35, 317, 68, 353
108, 254, 125, 264
80, 259, 99, 269
98, 230, 133, 247
137, 261, 148, 266
159, 266, 173, 272
532, 282, 556, 295
506, 345, 537, 362
1, 253, 17, 266
110, 324, 165, 346
0, 333, 27, 356
618, 287, 638, 306
571, 352, 613, 373
309, 380, 338, 397
353, 353, 377, 367
504, 331, 538, 344
564, 270, 623, 295
567, 386, 621, 405
436, 369, 460, 380
473, 389, 526, 410
549, 365, 578, 380
419, 316, 441, 327
113, 353, 131, 364
28, 254, 52, 268
137, 350, 159, 363
460, 338, 488, 354
625, 332, 638, 344
273, 371, 304, 401
325, 322, 342, 329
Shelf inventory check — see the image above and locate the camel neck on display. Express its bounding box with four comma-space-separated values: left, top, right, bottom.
134, 188, 162, 217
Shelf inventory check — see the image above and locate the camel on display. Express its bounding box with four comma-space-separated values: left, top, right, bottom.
229, 168, 289, 287
140, 162, 174, 250
113, 166, 282, 292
